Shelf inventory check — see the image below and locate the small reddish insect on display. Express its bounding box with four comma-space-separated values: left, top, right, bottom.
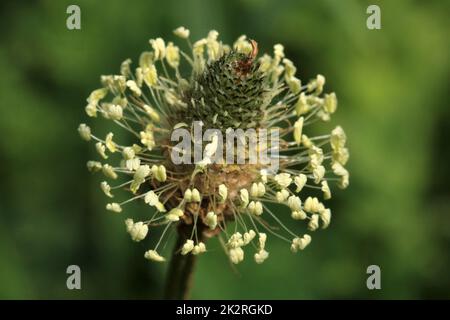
249, 39, 259, 60
235, 39, 259, 76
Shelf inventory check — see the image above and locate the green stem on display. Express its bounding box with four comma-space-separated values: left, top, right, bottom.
164, 227, 204, 299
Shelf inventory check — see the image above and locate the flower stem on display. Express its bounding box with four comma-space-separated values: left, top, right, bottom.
164, 227, 204, 299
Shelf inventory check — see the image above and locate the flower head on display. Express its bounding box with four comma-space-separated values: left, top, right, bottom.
79, 27, 350, 264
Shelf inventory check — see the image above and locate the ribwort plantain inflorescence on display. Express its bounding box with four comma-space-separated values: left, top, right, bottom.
78, 27, 349, 265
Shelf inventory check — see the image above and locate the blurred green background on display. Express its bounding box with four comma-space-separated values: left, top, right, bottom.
0, 0, 449, 299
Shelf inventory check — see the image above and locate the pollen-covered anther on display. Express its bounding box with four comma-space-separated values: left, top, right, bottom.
293, 117, 304, 145
291, 234, 312, 253
144, 191, 166, 212
192, 242, 206, 255
250, 182, 266, 198
205, 211, 218, 230
100, 181, 113, 198
274, 173, 292, 189
131, 165, 150, 193
304, 197, 321, 213
125, 219, 148, 242
166, 208, 184, 222
291, 210, 307, 220
276, 189, 290, 203
294, 174, 307, 192
106, 202, 122, 213
87, 161, 102, 172
78, 124, 91, 141
243, 230, 256, 245
218, 184, 228, 202
239, 189, 249, 208
151, 165, 167, 182
102, 164, 117, 179
181, 240, 194, 255
287, 196, 302, 212
321, 181, 331, 200
254, 249, 269, 264
173, 26, 190, 39
229, 247, 244, 264
96, 142, 108, 159
308, 214, 320, 231
191, 189, 201, 202
248, 201, 263, 216
144, 250, 165, 262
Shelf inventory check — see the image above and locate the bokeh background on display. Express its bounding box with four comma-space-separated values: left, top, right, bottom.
0, 0, 449, 299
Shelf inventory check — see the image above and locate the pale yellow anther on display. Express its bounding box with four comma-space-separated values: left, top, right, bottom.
248, 201, 263, 216
258, 233, 267, 250
173, 26, 190, 39
239, 189, 249, 208
243, 230, 256, 245
254, 249, 269, 264
250, 182, 266, 198
102, 164, 118, 179
166, 208, 184, 222
287, 195, 302, 212
106, 202, 122, 213
274, 173, 292, 188
293, 117, 304, 145
291, 234, 311, 252
181, 239, 194, 255
151, 165, 167, 182
125, 219, 148, 242
205, 211, 218, 230
144, 191, 166, 212
166, 42, 180, 68
101, 181, 114, 198
144, 250, 165, 262
287, 76, 301, 94
320, 208, 331, 229
143, 104, 161, 123
96, 142, 108, 159
324, 92, 337, 114
218, 184, 228, 202
276, 189, 290, 203
192, 242, 206, 255
105, 133, 116, 153
122, 147, 135, 160
302, 134, 313, 148
184, 189, 192, 202
126, 80, 142, 96
229, 247, 244, 264
304, 196, 321, 213
78, 124, 91, 141
321, 181, 331, 200
149, 38, 166, 60
308, 214, 320, 231
105, 104, 123, 121
295, 93, 311, 116
313, 165, 325, 184
294, 174, 307, 192
120, 58, 132, 77
291, 210, 307, 220
87, 161, 102, 172
191, 188, 201, 202
130, 165, 150, 193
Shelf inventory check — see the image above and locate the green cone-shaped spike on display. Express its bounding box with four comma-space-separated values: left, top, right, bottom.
178, 50, 271, 130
